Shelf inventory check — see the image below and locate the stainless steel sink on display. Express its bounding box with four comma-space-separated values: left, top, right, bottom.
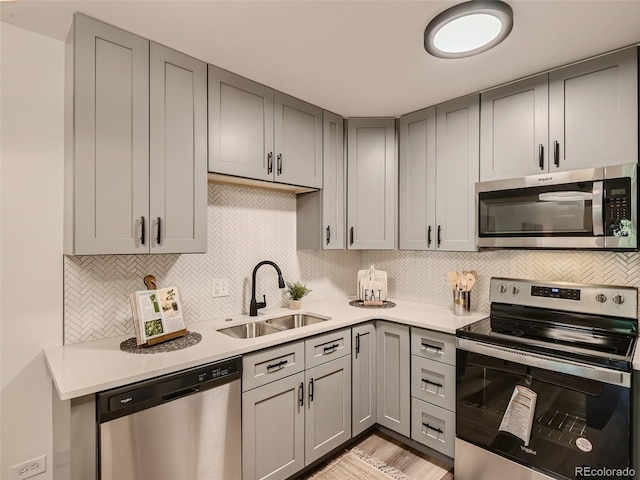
265, 314, 329, 329
217, 321, 282, 339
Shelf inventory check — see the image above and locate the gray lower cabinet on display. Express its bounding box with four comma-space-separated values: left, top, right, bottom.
242, 371, 305, 480
352, 322, 377, 436
208, 65, 322, 189
304, 355, 352, 464
347, 118, 397, 249
242, 330, 351, 480
66, 14, 207, 255
376, 321, 410, 437
297, 111, 346, 249
410, 327, 456, 458
481, 47, 637, 181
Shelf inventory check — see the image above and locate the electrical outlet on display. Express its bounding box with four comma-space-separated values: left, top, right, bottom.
211, 278, 229, 298
12, 455, 46, 480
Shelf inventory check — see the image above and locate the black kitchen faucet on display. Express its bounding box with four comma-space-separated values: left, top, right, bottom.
249, 261, 285, 316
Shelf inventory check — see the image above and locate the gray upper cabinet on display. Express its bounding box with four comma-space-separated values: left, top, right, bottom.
435, 95, 479, 252
149, 43, 207, 253
65, 15, 207, 255
399, 96, 479, 252
399, 107, 436, 250
549, 47, 638, 172
274, 92, 323, 188
297, 111, 345, 249
208, 65, 274, 182
67, 14, 150, 255
208, 65, 322, 189
480, 74, 549, 181
481, 47, 637, 181
347, 118, 397, 249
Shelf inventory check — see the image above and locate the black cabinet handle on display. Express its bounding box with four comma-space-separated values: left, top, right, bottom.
355, 333, 360, 357
323, 343, 339, 354
421, 342, 442, 352
423, 379, 444, 389
277, 153, 283, 175
538, 144, 544, 169
427, 225, 432, 247
553, 141, 560, 167
156, 217, 161, 245
422, 423, 443, 435
326, 226, 331, 246
350, 227, 354, 246
437, 225, 442, 247
266, 360, 288, 371
309, 378, 314, 402
267, 152, 273, 174
299, 382, 304, 407
140, 216, 146, 245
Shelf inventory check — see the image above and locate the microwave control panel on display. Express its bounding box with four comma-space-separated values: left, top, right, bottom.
604, 177, 631, 232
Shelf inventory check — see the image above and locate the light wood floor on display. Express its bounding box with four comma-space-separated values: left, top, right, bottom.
302, 430, 454, 480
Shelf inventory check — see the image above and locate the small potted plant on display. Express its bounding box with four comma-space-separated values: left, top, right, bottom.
286, 281, 311, 310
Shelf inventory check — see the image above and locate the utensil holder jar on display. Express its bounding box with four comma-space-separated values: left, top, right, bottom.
453, 290, 471, 316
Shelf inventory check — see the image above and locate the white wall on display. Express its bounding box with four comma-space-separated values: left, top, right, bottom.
1, 22, 65, 480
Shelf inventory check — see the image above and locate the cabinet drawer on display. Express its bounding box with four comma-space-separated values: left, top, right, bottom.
411, 397, 455, 458
242, 341, 305, 392
411, 356, 455, 411
305, 328, 351, 369
411, 327, 455, 365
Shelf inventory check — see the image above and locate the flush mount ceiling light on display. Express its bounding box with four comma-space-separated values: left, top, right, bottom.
424, 0, 513, 59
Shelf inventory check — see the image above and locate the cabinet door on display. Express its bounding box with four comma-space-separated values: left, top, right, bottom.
274, 92, 323, 189
208, 65, 274, 181
480, 74, 549, 181
376, 321, 410, 437
242, 372, 305, 480
549, 47, 638, 172
322, 111, 346, 249
150, 43, 207, 253
347, 118, 397, 249
399, 107, 437, 250
296, 111, 345, 250
435, 95, 479, 252
305, 356, 352, 464
352, 323, 377, 436
72, 14, 149, 254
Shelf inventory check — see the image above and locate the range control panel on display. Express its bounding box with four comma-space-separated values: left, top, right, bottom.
490, 277, 638, 318
531, 286, 580, 301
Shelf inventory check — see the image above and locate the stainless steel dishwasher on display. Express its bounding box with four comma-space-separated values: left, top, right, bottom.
97, 357, 241, 480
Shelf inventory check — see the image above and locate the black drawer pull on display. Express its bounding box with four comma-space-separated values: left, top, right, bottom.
266, 360, 288, 371
323, 343, 339, 354
423, 423, 443, 435
423, 379, 444, 389
421, 342, 442, 352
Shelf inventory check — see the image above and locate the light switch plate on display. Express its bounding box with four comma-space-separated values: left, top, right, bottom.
212, 278, 229, 297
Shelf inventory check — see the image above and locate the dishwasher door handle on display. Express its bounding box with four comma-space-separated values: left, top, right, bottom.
163, 387, 200, 402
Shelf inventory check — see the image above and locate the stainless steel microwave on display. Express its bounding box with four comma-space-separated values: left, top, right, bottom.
476, 164, 638, 250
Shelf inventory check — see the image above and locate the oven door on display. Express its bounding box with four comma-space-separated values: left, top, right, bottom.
456, 346, 632, 480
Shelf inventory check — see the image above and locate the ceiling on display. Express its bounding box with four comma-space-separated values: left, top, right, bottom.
2, 1, 640, 117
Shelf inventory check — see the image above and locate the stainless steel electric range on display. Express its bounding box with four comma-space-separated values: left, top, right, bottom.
455, 277, 638, 480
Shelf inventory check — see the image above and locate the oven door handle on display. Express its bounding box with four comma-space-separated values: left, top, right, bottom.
592, 181, 604, 236
455, 337, 630, 387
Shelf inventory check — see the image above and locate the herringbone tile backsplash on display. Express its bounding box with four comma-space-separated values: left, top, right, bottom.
64, 184, 640, 344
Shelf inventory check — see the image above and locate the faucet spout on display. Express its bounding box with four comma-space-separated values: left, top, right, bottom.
249, 261, 285, 316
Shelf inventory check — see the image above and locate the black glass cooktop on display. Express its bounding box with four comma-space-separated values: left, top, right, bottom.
457, 303, 637, 372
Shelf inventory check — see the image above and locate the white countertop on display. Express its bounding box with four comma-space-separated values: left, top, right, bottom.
45, 297, 486, 400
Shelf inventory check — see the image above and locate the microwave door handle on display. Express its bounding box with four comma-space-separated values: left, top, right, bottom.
592, 181, 604, 236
